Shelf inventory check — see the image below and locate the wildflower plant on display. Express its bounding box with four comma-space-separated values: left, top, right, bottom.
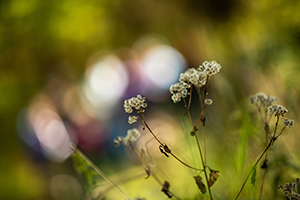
69, 60, 297, 200
235, 92, 295, 200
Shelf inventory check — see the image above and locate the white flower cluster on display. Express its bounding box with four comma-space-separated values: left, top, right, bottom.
268, 104, 289, 117
283, 118, 294, 128
128, 115, 138, 124
198, 61, 222, 76
179, 68, 207, 88
124, 94, 147, 119
169, 82, 190, 103
249, 92, 277, 108
114, 128, 141, 146
170, 61, 221, 103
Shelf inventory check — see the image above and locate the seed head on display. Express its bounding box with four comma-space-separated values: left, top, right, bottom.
169, 82, 190, 103
198, 61, 221, 77
283, 118, 295, 128
268, 104, 288, 117
124, 95, 147, 114
179, 68, 207, 87
128, 115, 138, 124
249, 92, 277, 109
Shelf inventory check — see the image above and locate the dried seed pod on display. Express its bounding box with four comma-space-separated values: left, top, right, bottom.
208, 169, 220, 187
161, 181, 172, 198
194, 175, 207, 194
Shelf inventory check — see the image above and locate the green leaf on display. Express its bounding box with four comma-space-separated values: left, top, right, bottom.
194, 175, 207, 194
250, 165, 257, 188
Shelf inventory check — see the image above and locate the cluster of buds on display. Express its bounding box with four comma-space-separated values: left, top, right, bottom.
249, 92, 277, 109
278, 178, 300, 200
169, 82, 190, 103
124, 95, 147, 114
114, 128, 141, 146
179, 68, 207, 88
124, 95, 147, 124
197, 61, 222, 77
170, 61, 221, 103
283, 118, 295, 128
268, 104, 289, 117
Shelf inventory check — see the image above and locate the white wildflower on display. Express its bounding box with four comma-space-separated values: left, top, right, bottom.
179, 68, 207, 87
198, 61, 221, 76
128, 115, 138, 124
124, 95, 147, 114
169, 82, 190, 103
268, 104, 288, 117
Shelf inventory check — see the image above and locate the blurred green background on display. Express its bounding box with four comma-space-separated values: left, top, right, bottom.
1, 0, 300, 199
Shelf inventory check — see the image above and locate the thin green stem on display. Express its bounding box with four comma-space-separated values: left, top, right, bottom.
235, 139, 273, 200
70, 143, 130, 200
182, 97, 213, 200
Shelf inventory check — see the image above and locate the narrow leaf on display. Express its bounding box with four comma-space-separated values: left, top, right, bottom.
251, 165, 257, 188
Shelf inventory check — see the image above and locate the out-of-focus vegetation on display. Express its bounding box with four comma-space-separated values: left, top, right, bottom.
1, 0, 300, 199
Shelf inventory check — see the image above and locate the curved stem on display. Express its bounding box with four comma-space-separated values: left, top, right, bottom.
170, 152, 202, 171
140, 113, 201, 171
140, 113, 163, 146
70, 144, 130, 200
235, 140, 273, 200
